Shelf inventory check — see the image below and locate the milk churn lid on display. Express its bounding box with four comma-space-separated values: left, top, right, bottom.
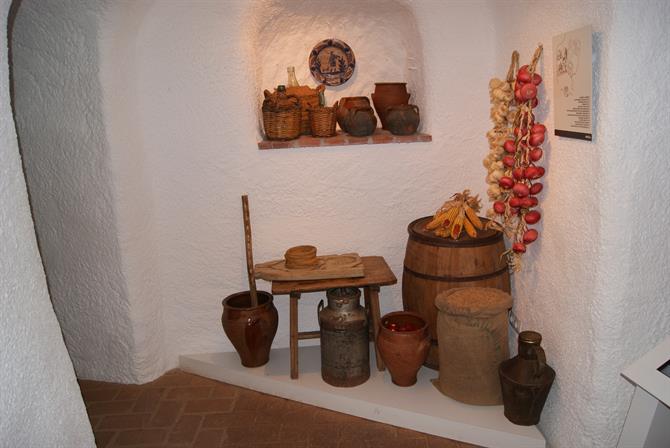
435, 287, 513, 317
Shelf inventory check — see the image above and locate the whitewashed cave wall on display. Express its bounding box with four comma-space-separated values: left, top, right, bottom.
10, 0, 150, 382
9, 0, 670, 447
490, 1, 670, 447
10, 0, 497, 383
0, 0, 94, 445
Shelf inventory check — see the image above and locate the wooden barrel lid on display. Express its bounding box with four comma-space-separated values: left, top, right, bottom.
407, 216, 503, 248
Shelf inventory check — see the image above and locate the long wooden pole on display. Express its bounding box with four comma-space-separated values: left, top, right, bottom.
241, 195, 258, 307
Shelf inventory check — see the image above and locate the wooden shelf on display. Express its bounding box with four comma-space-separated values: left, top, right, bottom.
258, 129, 432, 150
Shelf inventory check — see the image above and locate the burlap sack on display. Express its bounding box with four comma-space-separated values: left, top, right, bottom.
432, 287, 512, 405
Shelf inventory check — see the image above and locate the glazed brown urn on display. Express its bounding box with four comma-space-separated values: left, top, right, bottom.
371, 82, 410, 130
222, 290, 278, 367
334, 96, 372, 132
377, 311, 430, 386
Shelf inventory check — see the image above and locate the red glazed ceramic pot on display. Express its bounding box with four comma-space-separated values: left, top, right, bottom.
377, 311, 430, 386
222, 290, 278, 367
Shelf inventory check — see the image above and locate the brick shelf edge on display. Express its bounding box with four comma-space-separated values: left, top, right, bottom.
258, 129, 432, 150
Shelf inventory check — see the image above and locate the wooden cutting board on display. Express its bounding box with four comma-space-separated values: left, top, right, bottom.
255, 253, 365, 281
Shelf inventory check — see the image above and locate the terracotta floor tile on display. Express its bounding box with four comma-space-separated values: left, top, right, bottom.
93, 430, 115, 448
149, 371, 198, 388
114, 428, 167, 446
192, 429, 225, 448
209, 383, 239, 398
166, 414, 203, 445
98, 413, 151, 430
131, 388, 166, 413
79, 379, 121, 391
80, 369, 481, 448
202, 411, 256, 428
148, 400, 183, 427
226, 424, 281, 444
183, 398, 235, 413
87, 400, 135, 416
114, 385, 143, 401
165, 386, 213, 400
81, 387, 120, 402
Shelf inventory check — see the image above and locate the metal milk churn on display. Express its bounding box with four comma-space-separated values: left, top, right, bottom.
318, 287, 370, 387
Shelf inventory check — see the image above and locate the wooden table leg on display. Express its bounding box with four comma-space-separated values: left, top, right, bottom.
290, 292, 300, 379
363, 287, 373, 340
366, 286, 385, 371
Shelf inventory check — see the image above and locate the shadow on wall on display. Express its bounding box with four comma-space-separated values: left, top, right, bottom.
249, 0, 425, 137
8, 0, 137, 382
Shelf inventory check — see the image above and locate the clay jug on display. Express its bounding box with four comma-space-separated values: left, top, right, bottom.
334, 96, 371, 132
371, 83, 410, 129
342, 107, 377, 137
377, 311, 430, 386
499, 331, 555, 425
222, 290, 278, 367
386, 104, 420, 135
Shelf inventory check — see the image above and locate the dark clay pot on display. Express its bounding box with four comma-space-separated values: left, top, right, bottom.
386, 104, 420, 135
222, 290, 278, 367
342, 107, 377, 137
377, 311, 430, 386
371, 83, 410, 130
334, 96, 372, 132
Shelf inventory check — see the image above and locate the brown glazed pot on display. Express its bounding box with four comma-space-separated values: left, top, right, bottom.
342, 107, 377, 137
377, 311, 430, 386
334, 96, 372, 132
222, 290, 278, 367
386, 104, 420, 135
371, 83, 410, 130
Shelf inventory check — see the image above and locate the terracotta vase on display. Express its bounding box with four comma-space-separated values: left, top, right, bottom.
334, 96, 371, 132
386, 104, 420, 135
371, 83, 410, 130
222, 290, 278, 367
377, 311, 430, 386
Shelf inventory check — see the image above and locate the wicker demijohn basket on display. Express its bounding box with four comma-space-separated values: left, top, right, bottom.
309, 107, 337, 137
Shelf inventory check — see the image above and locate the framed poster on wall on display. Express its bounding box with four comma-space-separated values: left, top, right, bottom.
553, 25, 593, 141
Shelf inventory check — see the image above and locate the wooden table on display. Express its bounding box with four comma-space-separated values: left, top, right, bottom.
271, 256, 397, 379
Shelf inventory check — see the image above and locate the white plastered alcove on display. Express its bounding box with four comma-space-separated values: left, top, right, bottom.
250, 0, 426, 135
6, 0, 670, 447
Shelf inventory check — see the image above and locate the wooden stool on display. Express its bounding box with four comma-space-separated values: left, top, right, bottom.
271, 256, 397, 379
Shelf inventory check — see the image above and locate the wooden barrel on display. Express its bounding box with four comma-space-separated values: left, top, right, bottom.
402, 216, 510, 369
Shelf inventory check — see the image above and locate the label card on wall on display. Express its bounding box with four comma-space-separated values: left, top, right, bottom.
553, 25, 593, 141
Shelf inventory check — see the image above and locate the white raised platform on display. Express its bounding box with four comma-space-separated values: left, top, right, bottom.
180, 345, 545, 448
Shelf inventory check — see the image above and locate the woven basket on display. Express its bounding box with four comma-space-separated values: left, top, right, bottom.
310, 107, 337, 137
262, 108, 301, 140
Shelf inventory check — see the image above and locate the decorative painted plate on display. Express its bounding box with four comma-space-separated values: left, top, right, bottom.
309, 38, 356, 86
